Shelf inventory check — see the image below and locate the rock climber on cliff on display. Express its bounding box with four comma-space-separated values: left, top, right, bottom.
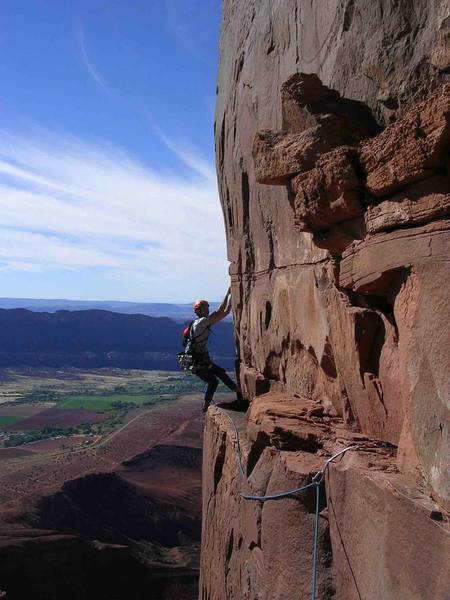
187, 288, 244, 412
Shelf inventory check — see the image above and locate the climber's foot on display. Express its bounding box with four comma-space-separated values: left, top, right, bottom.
222, 396, 249, 412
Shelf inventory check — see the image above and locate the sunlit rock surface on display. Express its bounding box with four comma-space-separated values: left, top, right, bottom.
200, 1, 450, 598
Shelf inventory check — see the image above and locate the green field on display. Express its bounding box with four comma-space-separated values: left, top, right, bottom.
0, 368, 235, 448
59, 394, 166, 411
0, 415, 21, 427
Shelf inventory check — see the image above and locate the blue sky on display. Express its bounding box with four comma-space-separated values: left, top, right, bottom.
0, 0, 228, 302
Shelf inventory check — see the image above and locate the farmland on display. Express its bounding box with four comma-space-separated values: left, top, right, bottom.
0, 415, 20, 427
0, 367, 219, 449
59, 394, 153, 410
0, 366, 234, 524
0, 366, 207, 404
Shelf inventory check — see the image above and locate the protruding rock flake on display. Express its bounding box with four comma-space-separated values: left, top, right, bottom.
360, 85, 450, 198
201, 1, 450, 599
252, 127, 344, 186
364, 175, 450, 234
291, 146, 363, 232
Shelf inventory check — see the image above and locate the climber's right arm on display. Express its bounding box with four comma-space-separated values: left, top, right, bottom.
209, 288, 232, 325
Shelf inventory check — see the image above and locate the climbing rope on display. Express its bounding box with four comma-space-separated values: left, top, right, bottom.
211, 401, 359, 600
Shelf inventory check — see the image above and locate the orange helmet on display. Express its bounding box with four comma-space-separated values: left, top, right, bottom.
193, 299, 209, 312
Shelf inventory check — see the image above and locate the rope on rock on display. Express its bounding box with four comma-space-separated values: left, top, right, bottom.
211, 401, 359, 600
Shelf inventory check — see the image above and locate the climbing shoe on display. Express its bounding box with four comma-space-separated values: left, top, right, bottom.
222, 396, 249, 412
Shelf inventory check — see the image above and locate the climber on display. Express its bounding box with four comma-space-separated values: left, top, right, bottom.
188, 287, 243, 412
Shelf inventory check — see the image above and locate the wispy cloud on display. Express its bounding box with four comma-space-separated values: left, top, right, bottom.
164, 0, 220, 67
0, 127, 228, 301
77, 23, 114, 96
145, 116, 216, 182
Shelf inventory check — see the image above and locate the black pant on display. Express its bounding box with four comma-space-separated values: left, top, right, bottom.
194, 363, 237, 404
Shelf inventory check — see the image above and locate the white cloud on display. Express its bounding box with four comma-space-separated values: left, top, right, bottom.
0, 127, 229, 301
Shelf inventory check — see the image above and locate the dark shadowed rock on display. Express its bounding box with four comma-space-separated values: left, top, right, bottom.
281, 72, 380, 139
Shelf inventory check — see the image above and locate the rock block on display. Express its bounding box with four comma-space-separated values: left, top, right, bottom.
201, 407, 450, 600
253, 127, 344, 185
247, 392, 331, 451
365, 175, 450, 233
339, 220, 450, 294
292, 146, 363, 232
282, 72, 337, 108
281, 72, 339, 132
360, 85, 450, 197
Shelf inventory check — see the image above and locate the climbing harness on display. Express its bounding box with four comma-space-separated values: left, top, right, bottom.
177, 349, 212, 374
176, 351, 197, 372
211, 400, 360, 600
177, 318, 212, 373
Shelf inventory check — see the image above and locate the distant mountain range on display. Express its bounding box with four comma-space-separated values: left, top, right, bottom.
0, 298, 225, 322
0, 308, 236, 370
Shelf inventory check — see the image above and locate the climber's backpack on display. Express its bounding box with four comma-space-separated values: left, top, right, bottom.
182, 321, 194, 348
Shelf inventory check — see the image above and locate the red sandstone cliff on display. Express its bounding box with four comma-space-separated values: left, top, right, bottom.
200, 2, 450, 599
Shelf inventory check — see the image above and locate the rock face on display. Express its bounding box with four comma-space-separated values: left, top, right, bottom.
200, 1, 450, 599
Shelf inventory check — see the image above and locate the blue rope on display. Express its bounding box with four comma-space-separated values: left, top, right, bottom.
210, 401, 359, 600
311, 482, 321, 600
241, 480, 316, 501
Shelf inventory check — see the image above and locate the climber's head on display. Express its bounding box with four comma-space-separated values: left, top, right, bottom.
193, 299, 209, 317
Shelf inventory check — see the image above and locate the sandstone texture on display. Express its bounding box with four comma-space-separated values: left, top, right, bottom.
201, 1, 450, 599
360, 87, 450, 198
291, 146, 363, 232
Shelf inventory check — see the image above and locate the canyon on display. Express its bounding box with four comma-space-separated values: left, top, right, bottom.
200, 1, 450, 599
0, 391, 209, 600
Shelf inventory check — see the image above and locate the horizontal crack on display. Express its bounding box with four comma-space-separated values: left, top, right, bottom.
367, 214, 450, 237
230, 257, 329, 278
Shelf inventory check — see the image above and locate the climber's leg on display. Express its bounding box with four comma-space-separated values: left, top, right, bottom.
195, 368, 220, 411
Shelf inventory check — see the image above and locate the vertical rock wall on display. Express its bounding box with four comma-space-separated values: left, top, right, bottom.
200, 2, 450, 599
